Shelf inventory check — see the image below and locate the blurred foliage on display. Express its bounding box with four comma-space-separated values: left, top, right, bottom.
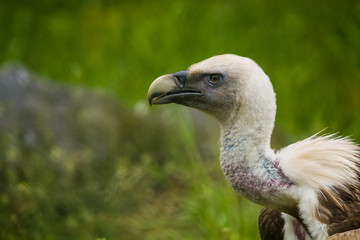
1, 0, 360, 136
0, 0, 360, 239
0, 65, 259, 240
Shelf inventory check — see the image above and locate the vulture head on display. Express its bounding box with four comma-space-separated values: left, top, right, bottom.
148, 54, 276, 129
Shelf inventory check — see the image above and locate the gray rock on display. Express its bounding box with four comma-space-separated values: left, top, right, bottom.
0, 63, 123, 164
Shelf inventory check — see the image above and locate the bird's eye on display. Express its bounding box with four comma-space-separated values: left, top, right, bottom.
208, 74, 223, 86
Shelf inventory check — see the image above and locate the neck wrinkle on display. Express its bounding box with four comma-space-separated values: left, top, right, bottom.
219, 111, 296, 212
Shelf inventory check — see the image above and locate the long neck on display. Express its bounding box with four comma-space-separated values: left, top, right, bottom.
220, 102, 275, 166
219, 109, 296, 212
220, 111, 273, 160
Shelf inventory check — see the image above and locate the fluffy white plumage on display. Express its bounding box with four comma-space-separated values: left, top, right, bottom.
278, 133, 359, 190
279, 134, 360, 239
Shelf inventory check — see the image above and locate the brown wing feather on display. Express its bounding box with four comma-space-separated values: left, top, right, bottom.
258, 207, 284, 240
315, 169, 360, 236
326, 228, 360, 240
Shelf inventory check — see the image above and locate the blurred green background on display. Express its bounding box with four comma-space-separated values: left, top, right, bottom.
0, 0, 359, 239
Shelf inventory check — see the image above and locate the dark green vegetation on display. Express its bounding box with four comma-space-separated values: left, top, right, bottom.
0, 0, 359, 239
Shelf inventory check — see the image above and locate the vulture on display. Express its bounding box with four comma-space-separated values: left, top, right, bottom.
147, 54, 360, 240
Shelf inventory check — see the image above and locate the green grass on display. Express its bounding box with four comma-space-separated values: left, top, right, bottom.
0, 0, 359, 239
0, 105, 261, 239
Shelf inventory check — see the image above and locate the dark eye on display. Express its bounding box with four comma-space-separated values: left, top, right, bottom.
208, 74, 223, 85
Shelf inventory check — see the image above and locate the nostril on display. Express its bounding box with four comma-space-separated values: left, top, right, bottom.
175, 76, 182, 85
173, 70, 188, 88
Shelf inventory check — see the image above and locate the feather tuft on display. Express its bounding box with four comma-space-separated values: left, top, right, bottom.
278, 133, 360, 190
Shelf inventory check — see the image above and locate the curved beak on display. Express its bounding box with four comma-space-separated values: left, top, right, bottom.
147, 70, 202, 106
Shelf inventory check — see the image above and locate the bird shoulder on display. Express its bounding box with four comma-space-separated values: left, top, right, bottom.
277, 133, 360, 236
